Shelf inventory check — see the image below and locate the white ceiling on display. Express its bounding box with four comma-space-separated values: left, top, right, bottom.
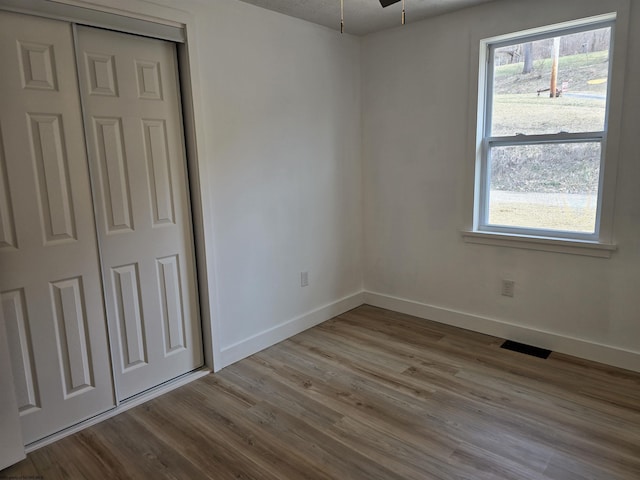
235, 0, 495, 36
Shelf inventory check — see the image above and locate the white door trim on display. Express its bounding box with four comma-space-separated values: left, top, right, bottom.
0, 0, 185, 42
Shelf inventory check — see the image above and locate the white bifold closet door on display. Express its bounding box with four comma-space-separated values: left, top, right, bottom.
0, 12, 115, 444
0, 10, 202, 446
75, 26, 202, 401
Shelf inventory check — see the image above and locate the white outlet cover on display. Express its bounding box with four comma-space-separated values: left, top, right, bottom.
501, 280, 515, 297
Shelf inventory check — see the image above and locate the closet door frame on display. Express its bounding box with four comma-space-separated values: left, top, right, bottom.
0, 0, 220, 375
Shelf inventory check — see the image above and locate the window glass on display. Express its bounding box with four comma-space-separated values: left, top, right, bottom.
490, 27, 611, 137
487, 142, 601, 233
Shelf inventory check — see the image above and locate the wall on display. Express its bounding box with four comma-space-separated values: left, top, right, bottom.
194, 0, 364, 365
71, 0, 364, 369
362, 0, 640, 371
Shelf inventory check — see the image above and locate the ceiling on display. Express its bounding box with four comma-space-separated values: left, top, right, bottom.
235, 0, 495, 36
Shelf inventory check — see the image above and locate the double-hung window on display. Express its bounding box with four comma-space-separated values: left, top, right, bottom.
475, 16, 615, 243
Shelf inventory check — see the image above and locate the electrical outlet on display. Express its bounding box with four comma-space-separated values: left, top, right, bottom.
301, 271, 309, 287
501, 279, 515, 297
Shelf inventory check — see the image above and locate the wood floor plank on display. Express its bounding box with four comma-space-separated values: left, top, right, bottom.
173, 385, 324, 479
243, 351, 461, 465
3, 305, 639, 479
246, 399, 413, 480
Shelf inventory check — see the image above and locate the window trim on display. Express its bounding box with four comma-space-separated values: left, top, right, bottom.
461, 230, 616, 258
469, 12, 623, 252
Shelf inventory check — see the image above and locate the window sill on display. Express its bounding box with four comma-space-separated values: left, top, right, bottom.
461, 231, 617, 258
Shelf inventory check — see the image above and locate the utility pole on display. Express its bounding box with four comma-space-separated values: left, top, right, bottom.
522, 42, 533, 74
550, 37, 561, 97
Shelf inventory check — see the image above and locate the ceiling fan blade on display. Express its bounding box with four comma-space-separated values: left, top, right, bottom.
379, 0, 402, 7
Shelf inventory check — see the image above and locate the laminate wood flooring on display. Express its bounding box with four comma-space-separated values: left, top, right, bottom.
3, 305, 640, 479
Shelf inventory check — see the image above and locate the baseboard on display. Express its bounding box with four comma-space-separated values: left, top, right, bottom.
363, 291, 640, 373
219, 291, 365, 368
25, 368, 211, 453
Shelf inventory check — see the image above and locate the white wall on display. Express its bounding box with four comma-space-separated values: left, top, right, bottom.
193, 0, 364, 364
362, 0, 640, 371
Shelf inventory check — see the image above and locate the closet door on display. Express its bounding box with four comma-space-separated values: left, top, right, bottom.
0, 12, 115, 444
76, 26, 202, 400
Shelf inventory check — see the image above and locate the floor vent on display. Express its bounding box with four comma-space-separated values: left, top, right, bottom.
500, 340, 551, 359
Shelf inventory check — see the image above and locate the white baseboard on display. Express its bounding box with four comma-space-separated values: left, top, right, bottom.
364, 291, 640, 373
25, 368, 211, 453
219, 291, 365, 368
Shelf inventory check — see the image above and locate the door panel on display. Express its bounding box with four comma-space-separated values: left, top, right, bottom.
0, 11, 115, 444
76, 26, 202, 400
28, 113, 77, 243
0, 132, 17, 249
92, 116, 134, 233
2, 289, 38, 414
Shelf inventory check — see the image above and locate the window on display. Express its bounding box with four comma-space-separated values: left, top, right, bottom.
474, 16, 615, 243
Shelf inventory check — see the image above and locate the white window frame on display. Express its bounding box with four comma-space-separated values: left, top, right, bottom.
464, 12, 626, 258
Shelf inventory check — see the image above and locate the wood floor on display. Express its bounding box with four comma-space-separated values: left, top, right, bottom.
3, 305, 640, 479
